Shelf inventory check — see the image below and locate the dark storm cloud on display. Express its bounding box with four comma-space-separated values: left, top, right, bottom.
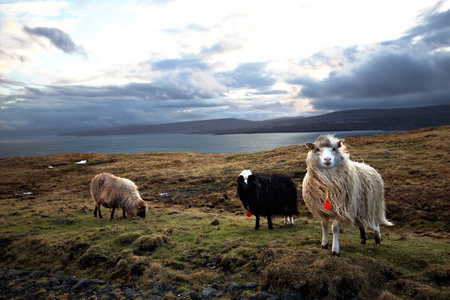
403, 3, 450, 47
23, 26, 85, 55
298, 51, 448, 100
0, 71, 226, 131
292, 6, 450, 110
218, 62, 276, 89
19, 79, 219, 102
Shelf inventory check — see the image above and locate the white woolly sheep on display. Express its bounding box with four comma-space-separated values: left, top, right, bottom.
302, 135, 393, 257
237, 170, 299, 230
90, 172, 148, 220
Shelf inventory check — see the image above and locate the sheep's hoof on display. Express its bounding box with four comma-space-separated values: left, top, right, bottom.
321, 243, 328, 250
374, 242, 381, 246
360, 239, 367, 245
331, 251, 340, 257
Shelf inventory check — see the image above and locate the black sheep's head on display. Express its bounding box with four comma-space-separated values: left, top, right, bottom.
237, 170, 257, 208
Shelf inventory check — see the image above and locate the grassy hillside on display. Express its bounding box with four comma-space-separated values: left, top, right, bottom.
0, 126, 449, 299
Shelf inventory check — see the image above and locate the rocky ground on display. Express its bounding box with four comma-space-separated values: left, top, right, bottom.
1, 268, 301, 300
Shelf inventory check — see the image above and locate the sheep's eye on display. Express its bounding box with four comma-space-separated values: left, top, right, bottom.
315, 148, 320, 152
332, 147, 336, 151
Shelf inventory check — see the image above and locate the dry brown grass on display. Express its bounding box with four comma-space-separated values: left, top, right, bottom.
1, 126, 449, 299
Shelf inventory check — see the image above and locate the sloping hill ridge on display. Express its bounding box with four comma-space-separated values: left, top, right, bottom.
221, 104, 450, 134
60, 105, 450, 136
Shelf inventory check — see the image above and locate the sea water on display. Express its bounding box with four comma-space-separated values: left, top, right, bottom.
0, 131, 387, 158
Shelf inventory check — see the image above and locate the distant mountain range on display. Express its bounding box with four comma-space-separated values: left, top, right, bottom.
60, 105, 449, 136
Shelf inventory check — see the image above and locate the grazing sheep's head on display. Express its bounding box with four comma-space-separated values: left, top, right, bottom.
305, 135, 347, 169
137, 200, 148, 219
129, 199, 148, 219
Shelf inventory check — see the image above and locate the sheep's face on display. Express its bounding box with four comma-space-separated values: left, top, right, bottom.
306, 135, 346, 169
237, 170, 255, 191
237, 170, 256, 208
138, 200, 148, 219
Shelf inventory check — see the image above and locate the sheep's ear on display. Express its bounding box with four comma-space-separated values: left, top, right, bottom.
248, 174, 256, 182
237, 175, 243, 182
305, 143, 315, 151
337, 139, 345, 148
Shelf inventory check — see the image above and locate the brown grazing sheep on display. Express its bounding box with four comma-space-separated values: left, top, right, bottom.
90, 172, 148, 220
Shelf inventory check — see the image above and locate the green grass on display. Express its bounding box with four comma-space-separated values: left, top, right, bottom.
1, 126, 449, 299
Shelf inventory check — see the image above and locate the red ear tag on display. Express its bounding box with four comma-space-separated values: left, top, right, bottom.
246, 210, 252, 217
323, 200, 332, 210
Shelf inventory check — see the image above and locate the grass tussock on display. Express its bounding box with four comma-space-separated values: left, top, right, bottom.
0, 126, 449, 299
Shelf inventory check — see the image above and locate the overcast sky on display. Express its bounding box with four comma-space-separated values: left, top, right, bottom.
1, 0, 449, 132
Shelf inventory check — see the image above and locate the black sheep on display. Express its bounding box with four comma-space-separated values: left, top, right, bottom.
237, 170, 299, 230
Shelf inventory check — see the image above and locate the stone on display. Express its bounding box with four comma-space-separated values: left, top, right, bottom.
124, 288, 135, 298
152, 282, 167, 295
200, 287, 218, 299
246, 282, 258, 290
7, 269, 26, 278
226, 282, 238, 295
211, 219, 220, 226
281, 289, 301, 300
71, 279, 90, 292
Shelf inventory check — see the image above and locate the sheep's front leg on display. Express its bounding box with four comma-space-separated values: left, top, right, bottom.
331, 220, 340, 257
122, 208, 126, 219
110, 207, 115, 220
255, 215, 260, 230
267, 215, 273, 230
359, 226, 367, 245
321, 220, 329, 249
95, 205, 103, 219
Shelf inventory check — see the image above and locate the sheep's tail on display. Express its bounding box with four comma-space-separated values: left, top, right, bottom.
380, 217, 394, 226
378, 208, 394, 226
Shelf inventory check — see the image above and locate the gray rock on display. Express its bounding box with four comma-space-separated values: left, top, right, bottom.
226, 282, 238, 295
246, 282, 258, 290
249, 291, 279, 300
201, 287, 218, 299
71, 278, 89, 292
124, 287, 135, 298
211, 282, 221, 290
281, 288, 301, 300
46, 277, 60, 286
152, 282, 167, 295
52, 285, 68, 290
7, 269, 26, 278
